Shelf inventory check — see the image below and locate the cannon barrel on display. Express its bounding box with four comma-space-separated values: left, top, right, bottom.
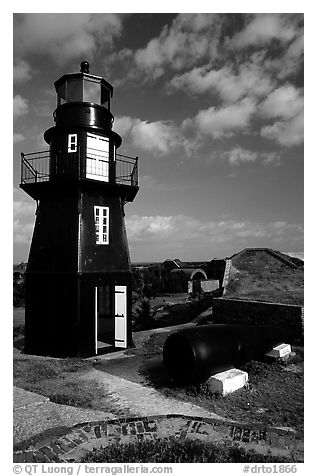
163, 324, 286, 385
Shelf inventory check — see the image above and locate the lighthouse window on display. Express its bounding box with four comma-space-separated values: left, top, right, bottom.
68, 134, 77, 153
94, 206, 109, 245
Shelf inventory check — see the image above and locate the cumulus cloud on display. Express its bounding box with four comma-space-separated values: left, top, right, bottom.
113, 116, 135, 137
193, 98, 256, 139
259, 85, 303, 147
114, 116, 181, 155
107, 13, 303, 152
14, 58, 32, 83
13, 95, 28, 119
265, 33, 304, 81
133, 13, 220, 79
131, 121, 179, 154
262, 152, 282, 166
225, 147, 258, 166
210, 148, 281, 167
126, 214, 303, 252
14, 13, 123, 63
261, 111, 304, 147
260, 85, 303, 120
170, 62, 274, 103
230, 14, 298, 48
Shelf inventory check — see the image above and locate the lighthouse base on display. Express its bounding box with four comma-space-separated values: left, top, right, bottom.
24, 271, 133, 358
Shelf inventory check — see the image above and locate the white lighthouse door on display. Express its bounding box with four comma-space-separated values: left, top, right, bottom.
114, 285, 127, 348
86, 133, 109, 182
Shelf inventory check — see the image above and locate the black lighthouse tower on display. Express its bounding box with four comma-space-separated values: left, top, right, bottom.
20, 62, 139, 357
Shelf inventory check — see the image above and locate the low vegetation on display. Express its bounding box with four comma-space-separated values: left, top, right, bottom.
132, 293, 215, 331
14, 358, 98, 406
82, 438, 297, 463
225, 259, 304, 306
13, 357, 124, 416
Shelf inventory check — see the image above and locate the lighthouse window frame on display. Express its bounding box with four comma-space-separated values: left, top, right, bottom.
68, 134, 78, 153
94, 206, 109, 245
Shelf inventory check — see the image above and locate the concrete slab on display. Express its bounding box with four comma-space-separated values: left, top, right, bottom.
207, 369, 248, 395
13, 386, 117, 444
83, 368, 225, 421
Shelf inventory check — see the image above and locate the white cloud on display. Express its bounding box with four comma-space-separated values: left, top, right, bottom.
262, 152, 282, 166
170, 62, 274, 103
113, 116, 135, 137
14, 58, 32, 83
14, 13, 123, 63
225, 147, 258, 166
133, 13, 220, 78
13, 95, 28, 119
259, 85, 303, 147
212, 148, 281, 167
131, 121, 179, 154
114, 116, 181, 155
126, 215, 176, 242
193, 98, 256, 138
126, 214, 303, 251
261, 111, 304, 147
231, 14, 298, 48
261, 32, 304, 81
260, 85, 303, 120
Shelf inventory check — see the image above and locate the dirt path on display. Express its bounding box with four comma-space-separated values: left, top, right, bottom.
83, 351, 226, 421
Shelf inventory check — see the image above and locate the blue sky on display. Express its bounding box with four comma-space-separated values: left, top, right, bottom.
13, 12, 304, 263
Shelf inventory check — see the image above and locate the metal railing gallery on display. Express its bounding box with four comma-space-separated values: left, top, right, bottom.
21, 149, 138, 187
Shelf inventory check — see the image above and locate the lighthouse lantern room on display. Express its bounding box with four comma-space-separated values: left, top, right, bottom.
20, 62, 139, 357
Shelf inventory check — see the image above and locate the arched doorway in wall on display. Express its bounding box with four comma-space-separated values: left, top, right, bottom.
169, 268, 208, 293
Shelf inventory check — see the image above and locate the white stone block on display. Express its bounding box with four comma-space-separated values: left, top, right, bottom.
265, 343, 291, 359
206, 368, 248, 396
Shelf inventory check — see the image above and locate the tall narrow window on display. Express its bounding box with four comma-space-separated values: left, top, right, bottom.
94, 206, 109, 244
68, 134, 77, 153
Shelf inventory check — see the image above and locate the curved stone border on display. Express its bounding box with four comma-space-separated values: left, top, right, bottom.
14, 414, 304, 463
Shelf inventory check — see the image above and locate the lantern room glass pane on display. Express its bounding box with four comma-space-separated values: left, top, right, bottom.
83, 79, 101, 104
56, 82, 66, 106
101, 85, 111, 107
66, 78, 84, 102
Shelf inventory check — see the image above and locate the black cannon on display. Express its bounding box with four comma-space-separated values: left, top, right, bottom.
163, 324, 287, 385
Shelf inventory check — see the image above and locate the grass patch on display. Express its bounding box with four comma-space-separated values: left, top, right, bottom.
226, 267, 304, 305
13, 357, 118, 413
81, 438, 297, 463
139, 334, 304, 432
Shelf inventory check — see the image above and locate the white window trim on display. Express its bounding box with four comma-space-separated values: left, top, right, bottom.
94, 206, 109, 245
68, 134, 77, 153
